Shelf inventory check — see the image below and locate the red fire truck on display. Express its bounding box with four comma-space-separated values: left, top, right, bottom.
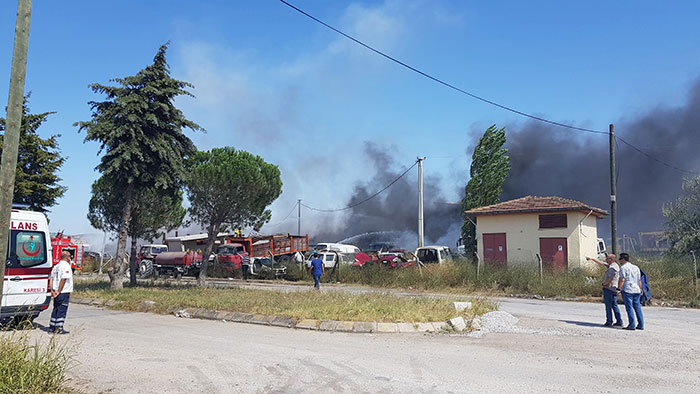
51, 233, 84, 270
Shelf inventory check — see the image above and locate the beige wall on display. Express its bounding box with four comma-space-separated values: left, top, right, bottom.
475, 211, 600, 270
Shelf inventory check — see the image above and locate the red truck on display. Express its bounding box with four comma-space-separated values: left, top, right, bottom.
51, 233, 85, 271
215, 234, 308, 276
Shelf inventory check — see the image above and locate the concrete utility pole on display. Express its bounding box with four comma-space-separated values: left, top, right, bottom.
98, 231, 107, 275
297, 199, 301, 235
0, 0, 33, 310
609, 124, 617, 255
417, 157, 425, 248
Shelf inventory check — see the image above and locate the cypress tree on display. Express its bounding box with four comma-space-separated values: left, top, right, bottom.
0, 98, 66, 212
76, 43, 201, 289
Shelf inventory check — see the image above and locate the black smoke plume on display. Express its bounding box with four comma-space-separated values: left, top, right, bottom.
502, 79, 700, 237
312, 143, 461, 248
313, 80, 700, 246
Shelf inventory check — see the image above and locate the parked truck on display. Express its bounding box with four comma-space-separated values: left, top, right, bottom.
139, 247, 203, 279
217, 234, 308, 264
214, 234, 308, 278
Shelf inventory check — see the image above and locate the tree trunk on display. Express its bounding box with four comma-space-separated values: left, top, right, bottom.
197, 222, 220, 285
108, 184, 134, 290
129, 236, 138, 286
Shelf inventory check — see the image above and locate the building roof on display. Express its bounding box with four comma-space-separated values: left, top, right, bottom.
165, 232, 233, 242
464, 196, 607, 217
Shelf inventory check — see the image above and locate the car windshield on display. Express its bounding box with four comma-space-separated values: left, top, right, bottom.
152, 246, 167, 254
417, 249, 438, 263
255, 258, 273, 267
218, 247, 233, 255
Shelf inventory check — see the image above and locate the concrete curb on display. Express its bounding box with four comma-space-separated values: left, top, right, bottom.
69, 297, 464, 334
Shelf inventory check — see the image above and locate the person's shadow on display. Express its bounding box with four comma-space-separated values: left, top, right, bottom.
33, 322, 55, 333
0, 321, 52, 332
559, 320, 605, 328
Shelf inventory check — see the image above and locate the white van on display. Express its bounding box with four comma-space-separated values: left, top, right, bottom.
306, 251, 354, 268
415, 246, 452, 265
315, 243, 360, 255
1, 209, 53, 325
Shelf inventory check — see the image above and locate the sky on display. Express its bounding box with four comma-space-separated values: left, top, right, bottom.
1, 0, 699, 249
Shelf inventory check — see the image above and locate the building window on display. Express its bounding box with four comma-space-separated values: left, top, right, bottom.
539, 214, 567, 229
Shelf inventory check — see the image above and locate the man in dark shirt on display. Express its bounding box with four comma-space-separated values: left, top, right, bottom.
241, 252, 251, 281
310, 255, 324, 289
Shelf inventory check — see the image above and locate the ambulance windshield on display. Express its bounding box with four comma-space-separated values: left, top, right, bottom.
7, 230, 47, 268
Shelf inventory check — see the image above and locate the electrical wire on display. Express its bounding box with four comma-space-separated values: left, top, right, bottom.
265, 201, 299, 227
615, 136, 695, 175
301, 160, 418, 212
279, 0, 606, 136
279, 0, 698, 175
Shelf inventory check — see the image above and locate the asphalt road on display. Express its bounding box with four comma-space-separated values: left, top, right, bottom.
14, 296, 700, 394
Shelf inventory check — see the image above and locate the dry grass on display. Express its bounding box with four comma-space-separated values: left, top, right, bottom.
333, 255, 700, 306
74, 281, 496, 323
0, 332, 73, 394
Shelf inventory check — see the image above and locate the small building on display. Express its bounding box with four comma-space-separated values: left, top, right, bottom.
464, 196, 607, 271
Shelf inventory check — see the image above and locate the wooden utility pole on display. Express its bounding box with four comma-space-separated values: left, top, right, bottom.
609, 124, 617, 255
0, 0, 33, 310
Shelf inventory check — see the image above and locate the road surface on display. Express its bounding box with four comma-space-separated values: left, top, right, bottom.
13, 296, 700, 393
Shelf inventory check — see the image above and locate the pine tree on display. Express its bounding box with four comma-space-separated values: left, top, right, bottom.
461, 125, 511, 256
0, 98, 66, 212
184, 147, 282, 281
76, 43, 201, 289
88, 175, 186, 285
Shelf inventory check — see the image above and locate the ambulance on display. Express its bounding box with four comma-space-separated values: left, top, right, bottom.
0, 209, 52, 325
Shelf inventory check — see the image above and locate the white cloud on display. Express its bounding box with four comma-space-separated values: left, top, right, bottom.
169, 0, 465, 236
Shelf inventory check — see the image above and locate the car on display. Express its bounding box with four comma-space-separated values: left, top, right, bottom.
314, 243, 361, 254
250, 257, 287, 279
306, 251, 354, 268
415, 246, 452, 265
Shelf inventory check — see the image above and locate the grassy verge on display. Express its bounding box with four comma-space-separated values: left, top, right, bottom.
74, 281, 496, 322
316, 255, 700, 307
0, 333, 73, 394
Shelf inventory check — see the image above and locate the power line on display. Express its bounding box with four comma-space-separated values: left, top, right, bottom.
265, 201, 299, 227
279, 0, 606, 136
302, 160, 418, 212
279, 0, 698, 175
615, 136, 695, 175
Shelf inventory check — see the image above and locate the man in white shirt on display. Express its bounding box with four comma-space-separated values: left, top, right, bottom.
48, 251, 73, 334
617, 253, 644, 330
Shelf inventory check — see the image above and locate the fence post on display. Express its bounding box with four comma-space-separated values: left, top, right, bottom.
536, 253, 543, 285
691, 250, 697, 291
475, 251, 481, 279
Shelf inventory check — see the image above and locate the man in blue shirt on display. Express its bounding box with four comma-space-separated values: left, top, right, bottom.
310, 255, 325, 289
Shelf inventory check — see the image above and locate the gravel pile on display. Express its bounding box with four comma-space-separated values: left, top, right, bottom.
479, 311, 520, 333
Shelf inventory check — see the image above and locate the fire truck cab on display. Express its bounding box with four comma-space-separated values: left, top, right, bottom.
1, 209, 53, 325
51, 233, 85, 271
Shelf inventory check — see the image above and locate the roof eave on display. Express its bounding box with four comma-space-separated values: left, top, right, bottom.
465, 207, 608, 217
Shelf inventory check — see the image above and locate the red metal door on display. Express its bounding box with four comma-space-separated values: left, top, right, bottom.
539, 238, 568, 271
483, 233, 507, 266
